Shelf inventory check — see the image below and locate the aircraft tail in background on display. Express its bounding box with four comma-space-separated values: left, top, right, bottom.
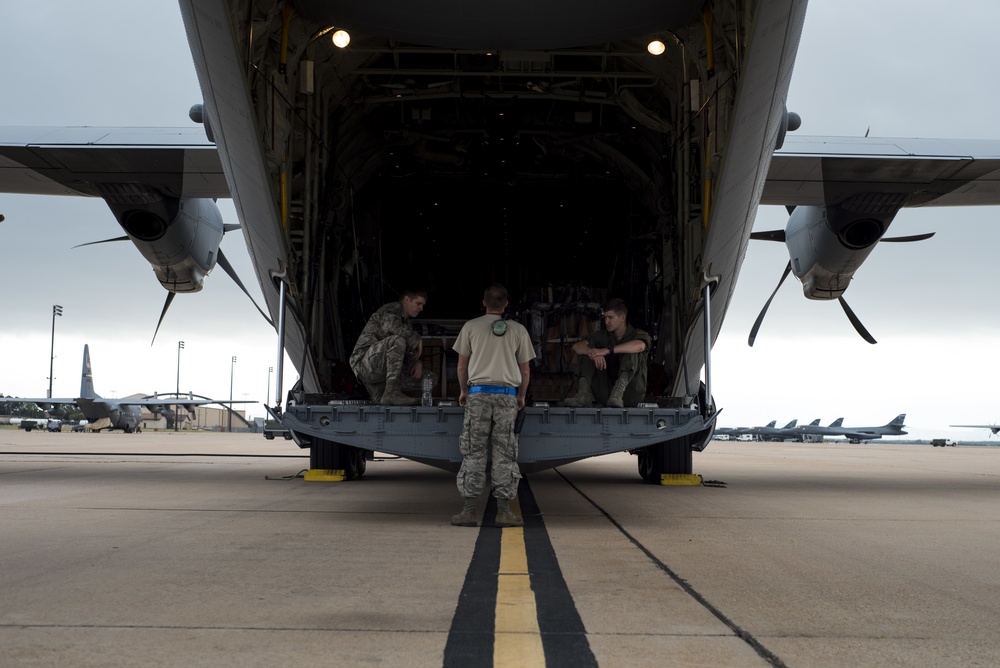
886, 414, 906, 430
79, 345, 97, 399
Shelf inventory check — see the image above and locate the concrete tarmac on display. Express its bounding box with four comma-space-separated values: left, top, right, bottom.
2, 430, 999, 667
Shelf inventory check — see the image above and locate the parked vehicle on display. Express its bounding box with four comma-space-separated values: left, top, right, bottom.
263, 420, 292, 441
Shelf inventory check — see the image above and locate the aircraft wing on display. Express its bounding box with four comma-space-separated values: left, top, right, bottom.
121, 399, 256, 408
0, 126, 227, 199
0, 397, 254, 415
762, 135, 1000, 208
0, 397, 78, 406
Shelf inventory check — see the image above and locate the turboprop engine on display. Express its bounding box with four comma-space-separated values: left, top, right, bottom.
748, 203, 933, 346
77, 197, 272, 343
115, 197, 224, 294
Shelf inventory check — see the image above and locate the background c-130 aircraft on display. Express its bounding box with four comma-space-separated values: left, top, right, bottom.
0, 345, 253, 433
2, 0, 1000, 479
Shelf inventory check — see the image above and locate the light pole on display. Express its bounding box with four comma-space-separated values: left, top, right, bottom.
267, 366, 273, 407
48, 305, 63, 398
175, 341, 185, 431
229, 356, 236, 432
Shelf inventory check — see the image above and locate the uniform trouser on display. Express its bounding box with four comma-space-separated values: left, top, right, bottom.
456, 393, 521, 500
351, 335, 409, 386
577, 353, 643, 406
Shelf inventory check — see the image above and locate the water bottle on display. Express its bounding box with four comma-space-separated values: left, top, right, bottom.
421, 371, 435, 406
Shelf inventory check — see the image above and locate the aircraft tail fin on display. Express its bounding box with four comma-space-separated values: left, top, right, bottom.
80, 345, 97, 399
765, 420, 776, 428
783, 420, 797, 429
808, 419, 820, 426
887, 414, 906, 428
829, 417, 844, 427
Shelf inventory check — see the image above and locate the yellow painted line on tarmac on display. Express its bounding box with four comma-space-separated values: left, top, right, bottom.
494, 499, 545, 667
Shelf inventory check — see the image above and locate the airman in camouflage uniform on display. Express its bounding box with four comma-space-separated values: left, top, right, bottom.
564, 297, 651, 408
451, 283, 535, 528
349, 290, 427, 405
456, 394, 520, 499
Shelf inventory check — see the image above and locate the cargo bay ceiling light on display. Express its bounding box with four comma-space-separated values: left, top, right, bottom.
647, 39, 666, 56
332, 29, 350, 48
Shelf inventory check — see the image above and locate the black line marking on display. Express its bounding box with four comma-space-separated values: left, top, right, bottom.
443, 497, 499, 667
555, 469, 788, 668
444, 482, 597, 668
519, 477, 598, 668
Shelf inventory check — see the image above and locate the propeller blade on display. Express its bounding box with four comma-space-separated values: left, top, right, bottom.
217, 248, 274, 326
72, 236, 130, 249
880, 232, 935, 242
838, 296, 877, 344
749, 229, 786, 242
748, 261, 792, 347
151, 292, 176, 346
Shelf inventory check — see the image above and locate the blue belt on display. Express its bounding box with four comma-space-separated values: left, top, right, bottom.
468, 385, 517, 395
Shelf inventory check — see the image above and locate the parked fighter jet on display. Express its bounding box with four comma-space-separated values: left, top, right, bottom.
797, 414, 907, 443
0, 344, 253, 433
745, 419, 800, 442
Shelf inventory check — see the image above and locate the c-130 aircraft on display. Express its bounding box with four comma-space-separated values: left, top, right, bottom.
1, 0, 999, 481
0, 345, 253, 433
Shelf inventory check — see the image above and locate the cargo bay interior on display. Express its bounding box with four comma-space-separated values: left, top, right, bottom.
259, 6, 724, 404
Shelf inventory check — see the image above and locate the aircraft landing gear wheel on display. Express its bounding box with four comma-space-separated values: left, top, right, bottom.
637, 449, 656, 482
637, 439, 694, 481
353, 448, 367, 478
311, 440, 365, 480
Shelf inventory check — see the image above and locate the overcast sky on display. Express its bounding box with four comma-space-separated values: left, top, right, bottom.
1, 1, 999, 440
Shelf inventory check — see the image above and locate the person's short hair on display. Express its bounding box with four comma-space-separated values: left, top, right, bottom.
400, 288, 428, 301
483, 283, 508, 310
603, 297, 628, 317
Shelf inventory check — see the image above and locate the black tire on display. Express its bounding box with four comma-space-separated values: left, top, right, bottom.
638, 438, 695, 481
637, 449, 653, 481
311, 439, 363, 480
353, 448, 367, 478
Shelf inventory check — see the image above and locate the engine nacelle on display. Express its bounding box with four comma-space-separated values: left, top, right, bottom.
104, 198, 225, 294
784, 204, 899, 300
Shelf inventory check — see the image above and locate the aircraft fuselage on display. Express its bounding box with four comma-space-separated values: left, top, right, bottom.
177, 0, 808, 472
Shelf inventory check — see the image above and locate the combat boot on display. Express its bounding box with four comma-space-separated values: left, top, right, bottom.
495, 497, 524, 527
563, 376, 595, 407
381, 378, 419, 406
451, 497, 479, 527
607, 376, 629, 408
363, 381, 385, 403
